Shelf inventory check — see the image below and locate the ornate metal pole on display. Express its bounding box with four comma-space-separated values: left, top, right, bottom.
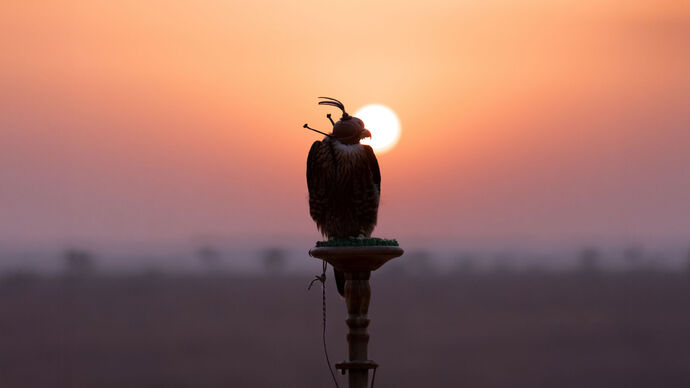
310, 245, 404, 388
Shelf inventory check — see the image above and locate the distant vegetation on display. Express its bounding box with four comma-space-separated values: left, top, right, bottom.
1, 244, 689, 278
62, 248, 96, 278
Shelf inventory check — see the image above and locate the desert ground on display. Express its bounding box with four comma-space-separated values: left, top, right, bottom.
1, 268, 690, 387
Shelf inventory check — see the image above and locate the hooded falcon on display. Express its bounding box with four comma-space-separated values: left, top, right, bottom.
306, 97, 381, 296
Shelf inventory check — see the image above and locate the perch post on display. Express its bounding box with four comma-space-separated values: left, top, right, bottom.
310, 245, 404, 388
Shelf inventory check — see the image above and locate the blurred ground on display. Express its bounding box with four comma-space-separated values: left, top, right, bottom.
1, 270, 690, 387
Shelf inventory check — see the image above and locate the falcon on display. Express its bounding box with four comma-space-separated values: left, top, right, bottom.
306, 97, 381, 296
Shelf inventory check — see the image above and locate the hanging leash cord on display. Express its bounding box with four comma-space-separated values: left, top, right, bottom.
308, 259, 340, 388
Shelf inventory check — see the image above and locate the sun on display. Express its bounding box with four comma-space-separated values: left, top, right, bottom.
354, 104, 401, 154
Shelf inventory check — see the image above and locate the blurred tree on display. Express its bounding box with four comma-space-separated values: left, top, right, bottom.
492, 252, 516, 274
623, 245, 645, 270
453, 252, 476, 275
1, 268, 40, 286
262, 247, 286, 275
63, 248, 96, 278
578, 247, 601, 274
197, 246, 221, 272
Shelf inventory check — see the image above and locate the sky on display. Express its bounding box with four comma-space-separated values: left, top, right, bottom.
1, 1, 689, 253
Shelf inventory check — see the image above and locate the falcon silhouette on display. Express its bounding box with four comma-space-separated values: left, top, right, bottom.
306, 97, 381, 296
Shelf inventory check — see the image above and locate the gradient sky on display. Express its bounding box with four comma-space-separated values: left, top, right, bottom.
1, 1, 689, 250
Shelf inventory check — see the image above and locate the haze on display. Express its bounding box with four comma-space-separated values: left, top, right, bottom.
1, 0, 689, 252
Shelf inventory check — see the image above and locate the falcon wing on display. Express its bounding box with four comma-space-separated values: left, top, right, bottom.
363, 145, 381, 193
306, 140, 334, 228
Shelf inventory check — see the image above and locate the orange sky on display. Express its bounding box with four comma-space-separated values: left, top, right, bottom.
1, 1, 689, 249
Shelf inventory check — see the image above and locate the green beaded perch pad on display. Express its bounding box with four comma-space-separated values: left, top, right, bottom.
315, 237, 399, 247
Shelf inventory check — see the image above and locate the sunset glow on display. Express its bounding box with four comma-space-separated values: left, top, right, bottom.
0, 0, 688, 249
3, 3, 690, 386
